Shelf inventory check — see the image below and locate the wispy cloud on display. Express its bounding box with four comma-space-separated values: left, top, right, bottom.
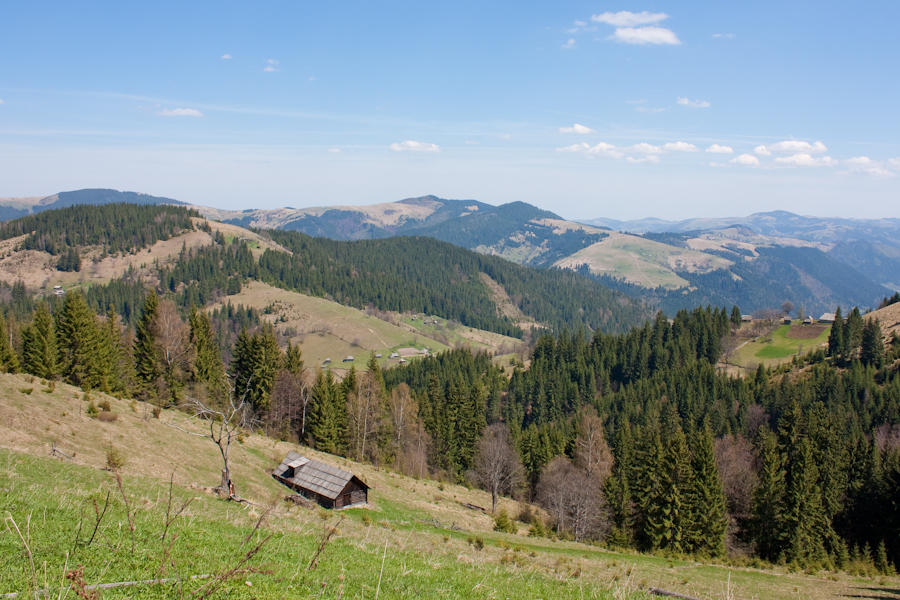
389, 140, 440, 153
712, 33, 735, 39
327, 148, 341, 153
612, 26, 680, 45
677, 97, 711, 109
591, 11, 668, 27
663, 141, 699, 152
221, 53, 232, 60
263, 58, 279, 72
158, 108, 204, 117
706, 144, 733, 154
0, 98, 5, 105
562, 38, 576, 50
889, 158, 900, 170
559, 123, 594, 134
844, 156, 894, 177
636, 106, 666, 114
731, 154, 760, 167
556, 142, 623, 159
759, 140, 827, 154
775, 153, 836, 167
630, 142, 663, 155
627, 155, 660, 164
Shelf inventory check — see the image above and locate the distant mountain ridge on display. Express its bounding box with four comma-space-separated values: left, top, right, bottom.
0, 189, 184, 221
1, 189, 895, 314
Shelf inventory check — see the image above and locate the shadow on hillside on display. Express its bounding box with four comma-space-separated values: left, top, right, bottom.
843, 588, 900, 599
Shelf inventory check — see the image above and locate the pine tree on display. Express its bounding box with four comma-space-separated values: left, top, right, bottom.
751, 429, 786, 560
188, 307, 226, 401
133, 291, 162, 399
231, 325, 281, 413
827, 307, 844, 359
730, 305, 742, 328
21, 303, 58, 379
308, 370, 348, 454
860, 319, 884, 368
55, 291, 102, 388
684, 426, 727, 556
0, 316, 20, 373
283, 340, 304, 375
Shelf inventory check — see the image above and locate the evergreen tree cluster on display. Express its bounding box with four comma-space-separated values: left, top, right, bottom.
0, 204, 198, 256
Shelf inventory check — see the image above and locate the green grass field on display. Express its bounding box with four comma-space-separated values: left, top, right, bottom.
211, 282, 522, 372
2, 373, 896, 599
732, 323, 831, 369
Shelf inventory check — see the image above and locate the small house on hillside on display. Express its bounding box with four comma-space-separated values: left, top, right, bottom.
272, 452, 369, 509
819, 312, 836, 323
741, 315, 753, 323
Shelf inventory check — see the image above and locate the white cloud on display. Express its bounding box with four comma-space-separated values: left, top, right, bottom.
630, 142, 663, 154
390, 140, 440, 153
731, 154, 760, 167
591, 11, 668, 26
775, 153, 836, 167
845, 156, 895, 177
677, 97, 711, 108
663, 141, 699, 152
612, 26, 680, 45
559, 123, 594, 134
556, 142, 623, 159
706, 144, 734, 154
573, 20, 587, 27
327, 148, 341, 153
761, 140, 828, 154
562, 38, 576, 49
158, 108, 204, 117
221, 53, 232, 60
636, 106, 666, 113
712, 33, 735, 39
754, 145, 772, 156
888, 158, 900, 170
264, 58, 279, 72
626, 155, 660, 164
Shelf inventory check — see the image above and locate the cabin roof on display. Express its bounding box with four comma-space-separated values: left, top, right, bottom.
273, 451, 368, 500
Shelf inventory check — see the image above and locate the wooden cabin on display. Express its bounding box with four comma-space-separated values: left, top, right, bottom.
272, 451, 369, 509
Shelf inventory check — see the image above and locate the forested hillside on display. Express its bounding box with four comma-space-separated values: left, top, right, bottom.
0, 203, 198, 256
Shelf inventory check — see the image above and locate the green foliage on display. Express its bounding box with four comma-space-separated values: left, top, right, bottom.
230, 325, 282, 412
0, 316, 20, 374
0, 203, 197, 255
21, 303, 58, 379
493, 510, 517, 534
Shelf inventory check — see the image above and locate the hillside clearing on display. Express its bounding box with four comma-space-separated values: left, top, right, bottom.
1, 374, 897, 599
554, 232, 732, 290
731, 323, 831, 369
210, 281, 521, 371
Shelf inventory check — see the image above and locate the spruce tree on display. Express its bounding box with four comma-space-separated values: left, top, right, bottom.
751, 429, 786, 560
188, 307, 226, 401
827, 307, 843, 359
22, 303, 57, 379
860, 319, 884, 368
55, 291, 102, 388
684, 426, 727, 556
133, 291, 162, 399
0, 316, 20, 374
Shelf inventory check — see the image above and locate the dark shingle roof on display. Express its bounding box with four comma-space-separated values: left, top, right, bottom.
273, 451, 366, 500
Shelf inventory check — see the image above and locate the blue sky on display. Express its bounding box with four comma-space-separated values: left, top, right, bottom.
1, 1, 899, 219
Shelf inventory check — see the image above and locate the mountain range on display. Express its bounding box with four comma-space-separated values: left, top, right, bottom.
2, 189, 897, 315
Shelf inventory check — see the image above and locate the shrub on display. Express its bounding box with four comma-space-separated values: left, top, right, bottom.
86, 401, 99, 418
97, 411, 118, 422
98, 399, 112, 412
105, 445, 126, 471
493, 510, 517, 534
19, 387, 33, 395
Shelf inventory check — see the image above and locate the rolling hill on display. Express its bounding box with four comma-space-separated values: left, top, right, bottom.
0, 189, 895, 315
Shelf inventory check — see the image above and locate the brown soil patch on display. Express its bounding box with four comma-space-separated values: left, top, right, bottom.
786, 324, 829, 339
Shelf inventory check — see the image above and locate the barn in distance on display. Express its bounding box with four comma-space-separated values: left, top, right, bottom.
272, 451, 369, 509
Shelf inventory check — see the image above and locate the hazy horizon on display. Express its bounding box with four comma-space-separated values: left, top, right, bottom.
2, 2, 899, 220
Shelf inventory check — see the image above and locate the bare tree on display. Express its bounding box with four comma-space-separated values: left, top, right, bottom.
574, 406, 613, 480
388, 384, 430, 477
537, 456, 605, 541
471, 424, 523, 513
178, 376, 253, 500
347, 371, 383, 462
152, 299, 194, 403
266, 369, 310, 441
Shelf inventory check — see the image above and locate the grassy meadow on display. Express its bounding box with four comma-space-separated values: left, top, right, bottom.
1, 373, 896, 599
